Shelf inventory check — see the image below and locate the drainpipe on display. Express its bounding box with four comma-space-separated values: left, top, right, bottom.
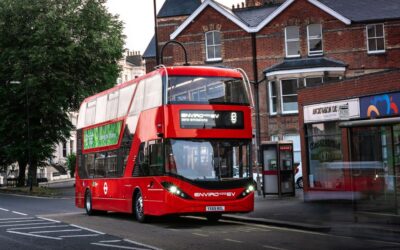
153, 0, 160, 65
251, 33, 262, 194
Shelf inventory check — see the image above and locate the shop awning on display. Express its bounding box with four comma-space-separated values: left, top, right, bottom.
339, 117, 400, 127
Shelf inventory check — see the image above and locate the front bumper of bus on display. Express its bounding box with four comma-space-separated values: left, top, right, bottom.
146, 191, 255, 216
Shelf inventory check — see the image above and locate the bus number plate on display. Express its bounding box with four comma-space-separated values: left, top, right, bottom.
206, 206, 225, 212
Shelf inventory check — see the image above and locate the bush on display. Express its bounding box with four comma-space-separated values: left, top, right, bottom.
66, 153, 76, 178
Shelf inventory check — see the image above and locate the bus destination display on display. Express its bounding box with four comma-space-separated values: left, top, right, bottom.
180, 110, 243, 129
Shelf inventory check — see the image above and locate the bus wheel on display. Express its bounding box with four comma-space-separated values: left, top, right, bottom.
206, 213, 222, 222
134, 191, 146, 223
85, 190, 98, 216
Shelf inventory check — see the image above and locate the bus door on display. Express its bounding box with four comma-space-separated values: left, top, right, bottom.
133, 141, 165, 214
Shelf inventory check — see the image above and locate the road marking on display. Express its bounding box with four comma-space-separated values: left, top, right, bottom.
91, 242, 149, 250
123, 239, 163, 250
7, 225, 69, 230
0, 208, 9, 212
0, 217, 35, 221
263, 245, 288, 250
12, 211, 27, 216
224, 238, 243, 243
192, 233, 209, 237
99, 240, 122, 243
59, 234, 100, 238
0, 222, 56, 227
29, 229, 82, 234
37, 217, 60, 223
0, 219, 43, 224
70, 224, 105, 234
7, 230, 61, 240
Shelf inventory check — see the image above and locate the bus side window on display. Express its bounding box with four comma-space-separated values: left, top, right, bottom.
95, 153, 106, 178
148, 140, 163, 176
133, 142, 149, 176
106, 151, 118, 177
85, 154, 95, 178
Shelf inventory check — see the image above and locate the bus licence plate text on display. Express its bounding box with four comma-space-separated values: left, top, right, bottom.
206, 206, 225, 212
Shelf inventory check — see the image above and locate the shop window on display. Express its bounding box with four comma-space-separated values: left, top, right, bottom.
307, 24, 323, 56
205, 31, 222, 61
283, 134, 301, 164
280, 79, 299, 114
268, 81, 278, 115
366, 24, 385, 54
306, 122, 343, 189
285, 26, 300, 58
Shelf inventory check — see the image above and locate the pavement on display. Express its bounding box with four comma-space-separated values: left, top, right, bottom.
223, 189, 400, 243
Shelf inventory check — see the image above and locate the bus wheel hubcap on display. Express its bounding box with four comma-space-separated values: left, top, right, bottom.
136, 196, 143, 217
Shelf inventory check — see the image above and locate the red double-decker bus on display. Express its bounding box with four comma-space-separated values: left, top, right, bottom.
75, 66, 255, 222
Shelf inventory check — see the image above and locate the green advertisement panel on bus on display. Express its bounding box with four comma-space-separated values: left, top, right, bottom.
84, 121, 122, 150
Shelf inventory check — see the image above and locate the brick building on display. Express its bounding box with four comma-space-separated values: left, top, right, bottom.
143, 0, 400, 167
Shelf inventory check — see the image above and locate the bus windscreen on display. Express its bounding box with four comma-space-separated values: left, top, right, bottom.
167, 76, 249, 105
165, 139, 251, 181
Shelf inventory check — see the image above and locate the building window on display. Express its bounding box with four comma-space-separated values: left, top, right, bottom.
285, 26, 300, 58
366, 24, 385, 53
271, 135, 279, 142
268, 81, 278, 115
280, 79, 299, 114
62, 142, 67, 158
283, 134, 301, 164
307, 24, 323, 56
205, 31, 221, 61
305, 77, 323, 87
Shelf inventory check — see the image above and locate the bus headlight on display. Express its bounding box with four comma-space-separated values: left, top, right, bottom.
240, 184, 255, 198
161, 182, 192, 199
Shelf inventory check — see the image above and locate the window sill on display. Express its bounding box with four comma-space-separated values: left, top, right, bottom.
205, 58, 223, 64
285, 55, 301, 59
308, 52, 323, 57
367, 50, 386, 55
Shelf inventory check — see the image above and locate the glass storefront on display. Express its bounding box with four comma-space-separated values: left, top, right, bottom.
306, 122, 344, 189
350, 125, 399, 213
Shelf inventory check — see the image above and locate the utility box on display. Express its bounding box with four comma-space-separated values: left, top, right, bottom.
261, 141, 295, 196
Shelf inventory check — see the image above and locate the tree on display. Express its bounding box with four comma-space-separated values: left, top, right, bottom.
0, 0, 125, 187
66, 153, 77, 178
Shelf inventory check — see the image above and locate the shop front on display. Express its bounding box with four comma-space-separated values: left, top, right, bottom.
301, 86, 400, 214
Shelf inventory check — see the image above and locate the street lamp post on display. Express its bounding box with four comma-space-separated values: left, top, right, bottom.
9, 81, 32, 191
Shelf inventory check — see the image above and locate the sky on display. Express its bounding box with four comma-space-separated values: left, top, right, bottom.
105, 0, 243, 54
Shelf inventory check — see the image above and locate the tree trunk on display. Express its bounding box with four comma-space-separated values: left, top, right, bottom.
17, 160, 27, 187
28, 162, 38, 187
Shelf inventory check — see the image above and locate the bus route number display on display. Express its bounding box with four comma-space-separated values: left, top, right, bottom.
83, 121, 122, 150
180, 110, 243, 129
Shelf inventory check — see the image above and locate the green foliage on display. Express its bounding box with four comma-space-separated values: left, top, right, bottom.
66, 153, 77, 178
0, 0, 125, 181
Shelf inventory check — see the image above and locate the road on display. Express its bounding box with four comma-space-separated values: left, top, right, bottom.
0, 191, 399, 250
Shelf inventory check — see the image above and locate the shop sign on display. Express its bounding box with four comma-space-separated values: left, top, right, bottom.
360, 92, 400, 118
84, 121, 122, 150
304, 99, 360, 123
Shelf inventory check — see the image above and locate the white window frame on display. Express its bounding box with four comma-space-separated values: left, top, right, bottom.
268, 81, 277, 115
307, 24, 323, 56
271, 135, 280, 142
284, 26, 300, 58
280, 78, 299, 114
205, 30, 222, 62
366, 24, 385, 54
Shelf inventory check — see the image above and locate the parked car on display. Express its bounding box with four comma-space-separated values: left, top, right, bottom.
295, 164, 303, 189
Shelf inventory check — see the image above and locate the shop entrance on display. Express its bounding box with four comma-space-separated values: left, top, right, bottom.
350, 124, 400, 214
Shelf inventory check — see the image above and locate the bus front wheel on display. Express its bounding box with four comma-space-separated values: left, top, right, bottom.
134, 191, 147, 223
